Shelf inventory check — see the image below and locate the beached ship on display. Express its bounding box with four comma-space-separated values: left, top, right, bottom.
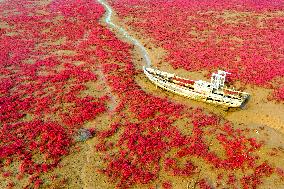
143, 66, 250, 109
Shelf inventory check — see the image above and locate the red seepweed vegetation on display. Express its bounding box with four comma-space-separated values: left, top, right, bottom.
0, 0, 283, 188
110, 0, 284, 102
0, 0, 108, 187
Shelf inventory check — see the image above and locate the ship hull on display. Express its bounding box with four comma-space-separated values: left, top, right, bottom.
143, 66, 250, 108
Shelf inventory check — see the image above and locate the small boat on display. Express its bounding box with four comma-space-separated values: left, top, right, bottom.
143, 66, 250, 109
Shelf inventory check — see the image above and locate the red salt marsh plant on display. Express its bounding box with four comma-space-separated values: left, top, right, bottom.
271, 85, 284, 102
0, 121, 71, 171
95, 35, 282, 185
1, 0, 284, 188
110, 0, 284, 102
0, 0, 109, 187
198, 178, 212, 189
60, 1, 283, 186
164, 158, 197, 176
162, 181, 173, 189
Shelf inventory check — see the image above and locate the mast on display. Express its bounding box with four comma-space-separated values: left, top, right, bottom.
210, 70, 231, 90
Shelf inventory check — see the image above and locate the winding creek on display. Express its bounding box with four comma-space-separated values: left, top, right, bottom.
96, 0, 284, 135
97, 0, 152, 67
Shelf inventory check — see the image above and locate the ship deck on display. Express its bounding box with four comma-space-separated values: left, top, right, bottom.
143, 66, 250, 108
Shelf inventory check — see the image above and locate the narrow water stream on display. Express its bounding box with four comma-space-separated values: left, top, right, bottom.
97, 0, 152, 67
